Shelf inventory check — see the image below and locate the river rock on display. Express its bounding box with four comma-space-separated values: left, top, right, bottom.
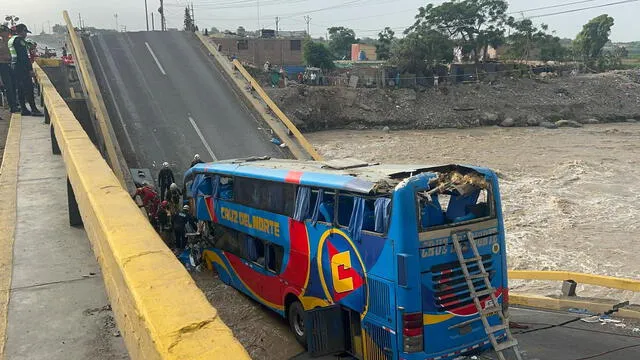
526, 114, 543, 126
500, 118, 515, 127
481, 112, 500, 126
382, 126, 390, 133
626, 119, 638, 123
579, 118, 600, 124
556, 120, 583, 128
540, 121, 558, 129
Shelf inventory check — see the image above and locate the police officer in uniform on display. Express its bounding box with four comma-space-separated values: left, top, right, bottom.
8, 24, 43, 116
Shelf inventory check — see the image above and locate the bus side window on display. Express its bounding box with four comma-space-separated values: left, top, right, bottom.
266, 243, 284, 273
338, 195, 385, 234
218, 177, 234, 200
244, 235, 265, 266
214, 226, 242, 256
312, 189, 335, 223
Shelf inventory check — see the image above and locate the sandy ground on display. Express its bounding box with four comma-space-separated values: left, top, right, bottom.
307, 123, 640, 303
191, 271, 304, 359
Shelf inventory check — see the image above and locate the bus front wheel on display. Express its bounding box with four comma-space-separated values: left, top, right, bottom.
287, 301, 306, 347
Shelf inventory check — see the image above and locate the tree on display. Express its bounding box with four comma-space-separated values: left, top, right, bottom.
391, 29, 454, 74
573, 14, 615, 61
237, 26, 246, 37
184, 7, 195, 32
52, 24, 66, 34
210, 26, 220, 34
376, 27, 395, 61
303, 40, 335, 69
408, 0, 509, 62
327, 26, 358, 60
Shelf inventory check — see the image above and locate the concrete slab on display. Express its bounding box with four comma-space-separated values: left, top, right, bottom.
3, 116, 128, 359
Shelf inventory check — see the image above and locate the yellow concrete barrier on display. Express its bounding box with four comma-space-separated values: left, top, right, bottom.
0, 114, 21, 359
509, 270, 640, 292
35, 58, 62, 67
63, 11, 130, 189
231, 59, 323, 161
35, 65, 249, 360
510, 293, 640, 320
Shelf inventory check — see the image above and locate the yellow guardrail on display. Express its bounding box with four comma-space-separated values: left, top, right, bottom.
509, 270, 640, 292
231, 59, 323, 161
509, 270, 640, 319
0, 114, 22, 359
63, 11, 130, 189
194, 32, 322, 161
35, 63, 250, 360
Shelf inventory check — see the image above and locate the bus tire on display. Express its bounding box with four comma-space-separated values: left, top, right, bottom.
287, 301, 306, 347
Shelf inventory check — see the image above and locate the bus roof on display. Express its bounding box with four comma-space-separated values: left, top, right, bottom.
184, 157, 493, 195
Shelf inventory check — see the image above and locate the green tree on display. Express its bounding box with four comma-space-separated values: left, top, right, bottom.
408, 0, 509, 62
376, 27, 395, 61
327, 26, 358, 60
391, 29, 454, 74
573, 14, 615, 61
184, 7, 195, 32
237, 26, 246, 37
52, 24, 66, 34
303, 40, 335, 69
210, 26, 220, 34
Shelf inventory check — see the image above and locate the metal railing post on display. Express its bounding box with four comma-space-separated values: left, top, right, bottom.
50, 123, 61, 155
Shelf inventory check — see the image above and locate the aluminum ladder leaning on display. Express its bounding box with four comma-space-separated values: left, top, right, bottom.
451, 230, 524, 360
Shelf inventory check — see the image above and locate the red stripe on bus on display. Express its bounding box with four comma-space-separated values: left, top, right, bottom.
285, 171, 303, 184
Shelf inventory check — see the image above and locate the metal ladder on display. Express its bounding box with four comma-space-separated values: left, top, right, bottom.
451, 230, 523, 360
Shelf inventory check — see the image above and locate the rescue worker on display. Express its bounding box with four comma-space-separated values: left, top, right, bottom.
166, 183, 182, 213
190, 154, 204, 167
156, 200, 171, 231
8, 24, 43, 116
172, 205, 196, 250
132, 183, 160, 221
0, 24, 18, 114
157, 162, 175, 201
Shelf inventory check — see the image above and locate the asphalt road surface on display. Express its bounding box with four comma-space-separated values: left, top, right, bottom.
85, 31, 286, 182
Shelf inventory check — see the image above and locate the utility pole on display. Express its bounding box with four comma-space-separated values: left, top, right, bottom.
257, 0, 261, 30
159, 0, 166, 31
151, 12, 155, 31
114, 14, 119, 31
191, 2, 196, 31
275, 16, 279, 37
78, 13, 82, 29
304, 15, 311, 37
145, 0, 149, 31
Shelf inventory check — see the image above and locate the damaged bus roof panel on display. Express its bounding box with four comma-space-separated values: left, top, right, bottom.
185, 158, 493, 195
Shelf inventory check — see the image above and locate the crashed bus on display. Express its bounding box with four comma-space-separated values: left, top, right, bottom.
183, 157, 512, 360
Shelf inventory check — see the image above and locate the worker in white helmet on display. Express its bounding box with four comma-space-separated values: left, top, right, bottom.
157, 161, 175, 202
191, 154, 204, 167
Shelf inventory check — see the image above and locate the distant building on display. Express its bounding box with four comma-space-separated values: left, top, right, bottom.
211, 35, 305, 67
351, 44, 377, 61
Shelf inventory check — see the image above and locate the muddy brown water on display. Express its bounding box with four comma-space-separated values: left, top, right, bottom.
192, 123, 640, 359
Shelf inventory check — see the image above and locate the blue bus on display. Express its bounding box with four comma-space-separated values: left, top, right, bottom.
184, 158, 509, 360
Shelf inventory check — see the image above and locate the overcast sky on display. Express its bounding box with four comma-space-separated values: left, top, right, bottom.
3, 0, 640, 41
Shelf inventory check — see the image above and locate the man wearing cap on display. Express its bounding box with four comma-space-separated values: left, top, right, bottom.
0, 24, 18, 113
8, 24, 43, 116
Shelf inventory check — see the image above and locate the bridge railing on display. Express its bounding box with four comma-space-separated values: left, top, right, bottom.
508, 270, 640, 319
35, 62, 250, 360
195, 31, 323, 161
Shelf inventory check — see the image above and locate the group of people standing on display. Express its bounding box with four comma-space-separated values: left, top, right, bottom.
0, 23, 44, 116
132, 155, 205, 250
